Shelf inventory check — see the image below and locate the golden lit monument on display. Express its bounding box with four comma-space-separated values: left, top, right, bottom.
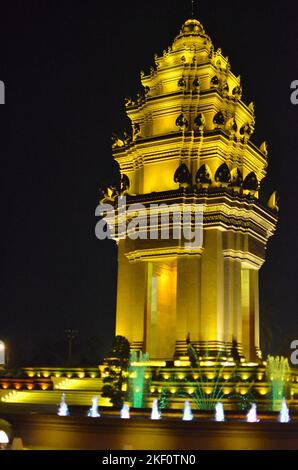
2, 13, 298, 423
110, 17, 278, 362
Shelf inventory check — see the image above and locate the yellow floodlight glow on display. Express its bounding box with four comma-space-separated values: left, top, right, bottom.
206, 373, 216, 380
258, 388, 269, 396
174, 360, 190, 367
131, 361, 166, 367
222, 361, 235, 367
222, 373, 232, 380
241, 373, 250, 381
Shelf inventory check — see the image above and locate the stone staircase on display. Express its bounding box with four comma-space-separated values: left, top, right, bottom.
0, 376, 110, 407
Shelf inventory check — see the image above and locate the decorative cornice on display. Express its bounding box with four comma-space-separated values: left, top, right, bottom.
126, 246, 203, 262
223, 249, 265, 269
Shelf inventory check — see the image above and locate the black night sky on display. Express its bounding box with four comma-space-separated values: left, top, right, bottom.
0, 0, 297, 366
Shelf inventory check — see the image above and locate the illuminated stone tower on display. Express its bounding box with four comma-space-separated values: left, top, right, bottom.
107, 17, 278, 361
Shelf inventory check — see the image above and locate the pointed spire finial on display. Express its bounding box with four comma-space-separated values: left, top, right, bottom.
191, 0, 198, 18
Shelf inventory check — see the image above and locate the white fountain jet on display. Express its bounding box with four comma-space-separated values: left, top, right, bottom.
57, 393, 69, 416
247, 403, 260, 423
279, 398, 290, 423
120, 403, 130, 419
215, 402, 225, 422
87, 396, 101, 418
151, 399, 161, 420
182, 401, 193, 421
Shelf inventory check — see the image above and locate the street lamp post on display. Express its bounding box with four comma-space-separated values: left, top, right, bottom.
65, 330, 78, 364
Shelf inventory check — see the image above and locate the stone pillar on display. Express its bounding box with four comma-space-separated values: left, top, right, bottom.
115, 241, 133, 341
115, 241, 147, 349
224, 257, 234, 344
250, 269, 260, 356
241, 268, 250, 359
200, 229, 225, 348
176, 256, 201, 345
241, 267, 259, 361
145, 261, 177, 359
233, 260, 242, 346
